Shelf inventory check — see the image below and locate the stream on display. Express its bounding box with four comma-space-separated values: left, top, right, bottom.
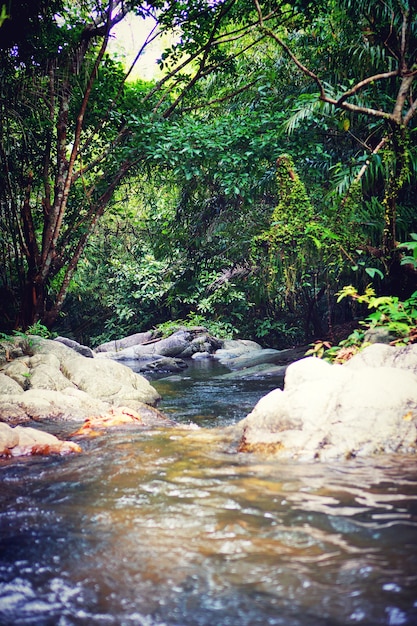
0, 360, 417, 625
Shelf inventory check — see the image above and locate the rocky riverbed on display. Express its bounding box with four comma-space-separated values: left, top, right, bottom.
1, 328, 416, 461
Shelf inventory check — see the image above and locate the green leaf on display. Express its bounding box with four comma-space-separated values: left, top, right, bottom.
365, 267, 384, 280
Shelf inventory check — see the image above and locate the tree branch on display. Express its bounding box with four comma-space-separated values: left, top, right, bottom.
161, 1, 237, 119
393, 71, 416, 123
45, 158, 136, 325
253, 0, 408, 124
336, 70, 399, 106
179, 79, 261, 113
80, 17, 161, 156
404, 89, 417, 125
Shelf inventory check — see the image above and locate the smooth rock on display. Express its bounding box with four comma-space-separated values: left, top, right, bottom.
0, 366, 28, 392
344, 343, 417, 375
95, 331, 190, 360
55, 336, 95, 358
236, 344, 417, 460
0, 422, 19, 451
29, 358, 77, 392
217, 348, 283, 370
60, 354, 160, 405
0, 388, 110, 422
214, 339, 262, 362
219, 363, 287, 380
0, 337, 162, 425
94, 331, 155, 353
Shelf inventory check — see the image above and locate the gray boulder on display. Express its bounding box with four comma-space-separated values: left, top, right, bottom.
217, 348, 283, 370
236, 343, 417, 460
96, 329, 222, 367
54, 336, 95, 358
214, 339, 263, 363
363, 327, 395, 345
95, 330, 191, 360
94, 331, 155, 353
136, 356, 188, 372
213, 343, 308, 379
177, 332, 222, 358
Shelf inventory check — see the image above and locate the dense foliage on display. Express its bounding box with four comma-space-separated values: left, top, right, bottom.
0, 0, 416, 347
307, 287, 417, 363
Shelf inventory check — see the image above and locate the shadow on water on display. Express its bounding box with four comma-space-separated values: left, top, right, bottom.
1, 360, 417, 626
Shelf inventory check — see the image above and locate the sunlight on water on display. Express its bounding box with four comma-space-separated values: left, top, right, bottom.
1, 426, 417, 626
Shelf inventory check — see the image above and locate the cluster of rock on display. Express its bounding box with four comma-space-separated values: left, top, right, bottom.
234, 343, 417, 461
0, 337, 161, 422
0, 335, 169, 457
93, 328, 305, 379
93, 328, 222, 371
0, 328, 304, 458
213, 340, 307, 379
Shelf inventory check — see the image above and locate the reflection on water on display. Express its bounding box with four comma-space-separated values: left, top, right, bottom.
0, 363, 417, 625
151, 359, 278, 428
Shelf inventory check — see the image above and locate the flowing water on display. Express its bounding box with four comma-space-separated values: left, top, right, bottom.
1, 361, 417, 626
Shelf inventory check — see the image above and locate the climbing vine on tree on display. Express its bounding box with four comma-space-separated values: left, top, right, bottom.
251, 155, 314, 302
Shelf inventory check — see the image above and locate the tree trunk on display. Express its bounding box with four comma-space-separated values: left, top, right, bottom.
382, 124, 410, 292
383, 125, 407, 252
19, 279, 46, 329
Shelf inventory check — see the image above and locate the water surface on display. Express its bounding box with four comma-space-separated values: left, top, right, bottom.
0, 362, 416, 625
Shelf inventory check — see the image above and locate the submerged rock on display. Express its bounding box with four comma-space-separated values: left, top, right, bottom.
71, 405, 174, 437
236, 343, 417, 460
219, 363, 287, 381
113, 355, 189, 373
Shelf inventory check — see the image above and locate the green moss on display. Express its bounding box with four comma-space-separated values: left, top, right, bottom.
266, 154, 314, 248
251, 155, 319, 302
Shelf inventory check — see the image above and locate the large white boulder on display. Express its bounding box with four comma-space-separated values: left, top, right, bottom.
237, 344, 417, 460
